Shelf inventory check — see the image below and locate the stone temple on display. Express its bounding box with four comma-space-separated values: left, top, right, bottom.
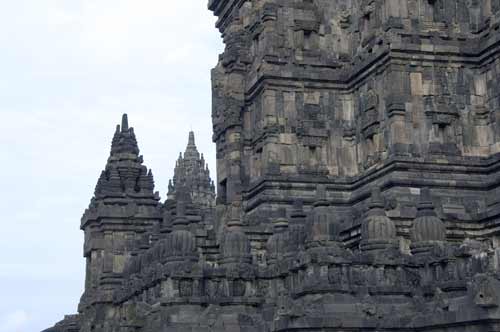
45, 1, 500, 331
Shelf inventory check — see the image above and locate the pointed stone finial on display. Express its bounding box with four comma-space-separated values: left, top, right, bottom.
184, 131, 200, 160
121, 114, 129, 132
109, 113, 140, 157
188, 131, 195, 146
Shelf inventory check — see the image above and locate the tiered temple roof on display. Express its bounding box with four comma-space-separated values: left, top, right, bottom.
93, 114, 157, 202
167, 131, 215, 209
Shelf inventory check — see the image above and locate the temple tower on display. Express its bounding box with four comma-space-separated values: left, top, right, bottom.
79, 115, 162, 325
209, 0, 500, 249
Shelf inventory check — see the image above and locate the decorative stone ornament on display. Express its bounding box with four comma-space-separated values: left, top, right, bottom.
220, 201, 252, 267
360, 187, 398, 252
266, 210, 290, 266
306, 185, 333, 249
410, 188, 446, 255
163, 198, 198, 265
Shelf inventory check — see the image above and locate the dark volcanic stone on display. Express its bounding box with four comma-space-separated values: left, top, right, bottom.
45, 1, 500, 331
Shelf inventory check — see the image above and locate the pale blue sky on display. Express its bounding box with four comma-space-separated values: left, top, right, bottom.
0, 1, 222, 331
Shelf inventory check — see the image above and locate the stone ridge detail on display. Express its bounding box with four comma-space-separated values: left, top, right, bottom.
44, 1, 500, 331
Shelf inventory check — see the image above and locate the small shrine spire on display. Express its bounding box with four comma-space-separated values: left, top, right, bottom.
410, 188, 446, 252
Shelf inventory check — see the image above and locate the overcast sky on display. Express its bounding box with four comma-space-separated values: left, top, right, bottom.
0, 1, 222, 331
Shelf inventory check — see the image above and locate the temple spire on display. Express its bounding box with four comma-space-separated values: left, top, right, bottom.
81, 114, 161, 306
184, 131, 199, 160
188, 131, 195, 147
121, 114, 129, 132
94, 114, 157, 199
167, 131, 216, 209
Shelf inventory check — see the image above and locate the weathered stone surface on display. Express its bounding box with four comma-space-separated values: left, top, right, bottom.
45, 1, 500, 331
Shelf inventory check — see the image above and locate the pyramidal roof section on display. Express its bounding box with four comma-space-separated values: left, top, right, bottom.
92, 114, 158, 201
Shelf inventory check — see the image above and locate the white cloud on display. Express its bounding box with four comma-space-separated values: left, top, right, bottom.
0, 310, 30, 332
